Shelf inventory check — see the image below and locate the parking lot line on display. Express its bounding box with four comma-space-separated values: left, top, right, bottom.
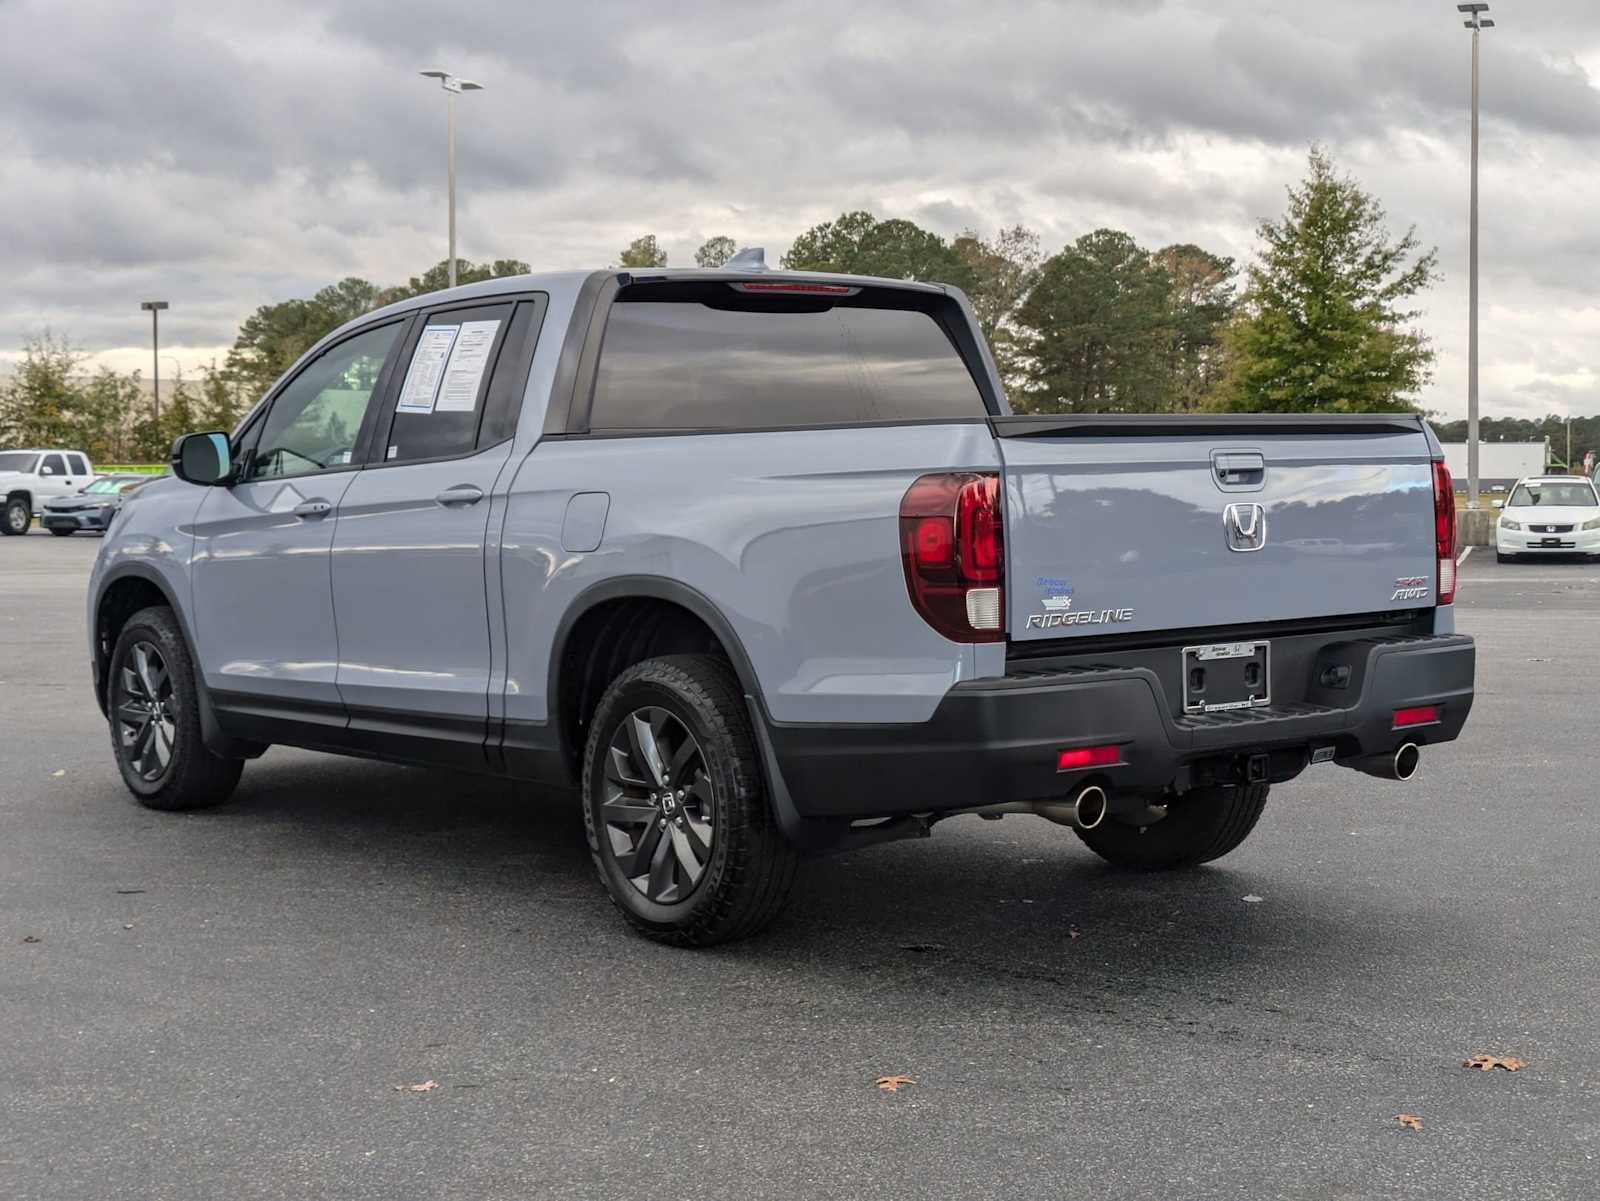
1456, 545, 1473, 565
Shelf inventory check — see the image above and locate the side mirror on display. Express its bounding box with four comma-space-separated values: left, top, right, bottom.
1491, 499, 1504, 510
170, 431, 233, 486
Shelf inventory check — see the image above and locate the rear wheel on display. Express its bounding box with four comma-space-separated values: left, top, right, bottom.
3, 498, 28, 535
108, 606, 243, 811
1074, 784, 1269, 871
582, 654, 800, 946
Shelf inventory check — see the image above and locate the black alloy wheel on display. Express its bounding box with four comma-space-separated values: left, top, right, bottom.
115, 640, 178, 783
599, 706, 715, 905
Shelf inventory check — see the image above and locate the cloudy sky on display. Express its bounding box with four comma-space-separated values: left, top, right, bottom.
4, 0, 1600, 417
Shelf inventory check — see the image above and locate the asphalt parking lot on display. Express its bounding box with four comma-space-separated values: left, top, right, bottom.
4, 530, 1598, 1200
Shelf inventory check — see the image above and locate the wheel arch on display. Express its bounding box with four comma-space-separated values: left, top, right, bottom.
548, 576, 767, 779
93, 565, 188, 714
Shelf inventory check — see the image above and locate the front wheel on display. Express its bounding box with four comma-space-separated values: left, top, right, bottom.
108, 606, 243, 811
2, 498, 28, 535
48, 525, 75, 537
1074, 783, 1269, 871
581, 654, 800, 946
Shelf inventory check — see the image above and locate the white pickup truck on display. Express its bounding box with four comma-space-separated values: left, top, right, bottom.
0, 449, 97, 535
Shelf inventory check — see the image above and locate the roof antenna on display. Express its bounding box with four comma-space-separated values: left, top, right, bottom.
723, 246, 769, 272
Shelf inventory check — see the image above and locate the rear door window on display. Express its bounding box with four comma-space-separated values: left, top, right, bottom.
68, 454, 89, 475
589, 292, 987, 431
380, 302, 518, 464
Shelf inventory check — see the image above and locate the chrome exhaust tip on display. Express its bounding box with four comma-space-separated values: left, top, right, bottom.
1392, 742, 1420, 782
1072, 784, 1108, 830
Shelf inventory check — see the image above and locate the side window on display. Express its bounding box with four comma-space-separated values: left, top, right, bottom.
68, 454, 89, 476
41, 453, 67, 476
478, 300, 545, 447
382, 303, 515, 464
244, 322, 403, 482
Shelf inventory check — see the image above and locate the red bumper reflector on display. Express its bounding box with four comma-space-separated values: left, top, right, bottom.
1057, 745, 1120, 771
1393, 705, 1440, 728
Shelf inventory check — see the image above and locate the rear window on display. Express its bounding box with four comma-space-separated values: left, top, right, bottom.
1510, 482, 1597, 507
589, 294, 987, 430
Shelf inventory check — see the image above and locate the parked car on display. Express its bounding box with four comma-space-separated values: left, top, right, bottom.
0, 449, 95, 534
86, 259, 1476, 945
1493, 475, 1600, 562
40, 473, 157, 536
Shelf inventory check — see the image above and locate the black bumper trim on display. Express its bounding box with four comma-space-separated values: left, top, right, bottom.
766, 633, 1474, 820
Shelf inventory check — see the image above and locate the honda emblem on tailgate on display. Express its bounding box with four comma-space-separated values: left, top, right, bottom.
1223, 502, 1267, 552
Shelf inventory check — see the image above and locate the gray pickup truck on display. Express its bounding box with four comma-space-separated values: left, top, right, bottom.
87, 256, 1475, 945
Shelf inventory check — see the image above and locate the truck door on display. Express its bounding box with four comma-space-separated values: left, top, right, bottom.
330, 295, 546, 768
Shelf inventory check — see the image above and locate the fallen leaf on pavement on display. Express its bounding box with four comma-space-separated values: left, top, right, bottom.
1242, 894, 1264, 903
1463, 1055, 1526, 1072
396, 1080, 440, 1092
51, 770, 65, 778
22, 935, 41, 944
1068, 926, 1082, 940
1396, 1114, 1423, 1131
876, 1075, 915, 1093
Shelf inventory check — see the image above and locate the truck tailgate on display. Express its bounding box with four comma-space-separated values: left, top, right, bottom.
995, 415, 1440, 642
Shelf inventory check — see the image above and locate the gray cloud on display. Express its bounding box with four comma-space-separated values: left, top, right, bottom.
3, 0, 1600, 416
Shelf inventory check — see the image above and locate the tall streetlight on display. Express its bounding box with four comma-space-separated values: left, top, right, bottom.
419, 69, 484, 289
140, 300, 169, 431
1458, 3, 1494, 510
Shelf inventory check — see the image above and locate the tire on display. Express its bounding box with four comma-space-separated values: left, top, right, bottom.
581, 653, 800, 946
1496, 551, 1515, 564
2, 498, 28, 535
1073, 783, 1269, 871
48, 526, 75, 537
107, 605, 243, 811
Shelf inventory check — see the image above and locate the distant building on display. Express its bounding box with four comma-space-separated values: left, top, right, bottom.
1439, 441, 1548, 492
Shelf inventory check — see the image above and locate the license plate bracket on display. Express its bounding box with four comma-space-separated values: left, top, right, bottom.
1182, 641, 1271, 714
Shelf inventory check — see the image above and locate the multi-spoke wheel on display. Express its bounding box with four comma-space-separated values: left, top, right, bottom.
2, 497, 29, 535
582, 654, 800, 946
117, 641, 178, 782
107, 606, 243, 811
600, 707, 716, 905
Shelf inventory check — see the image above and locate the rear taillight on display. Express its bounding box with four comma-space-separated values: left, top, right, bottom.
900, 472, 1005, 643
1433, 460, 1457, 604
1393, 705, 1440, 728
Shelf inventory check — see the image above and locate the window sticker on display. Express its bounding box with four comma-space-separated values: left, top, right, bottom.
435, 319, 501, 413
396, 325, 460, 414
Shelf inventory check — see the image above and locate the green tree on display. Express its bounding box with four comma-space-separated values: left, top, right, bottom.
193, 361, 246, 432
1218, 146, 1438, 413
224, 297, 342, 405
782, 211, 975, 289
1015, 230, 1174, 412
952, 224, 1042, 393
312, 277, 381, 326
618, 236, 668, 268
694, 235, 738, 268
0, 332, 87, 448
376, 258, 530, 305
1153, 243, 1237, 411
78, 367, 145, 462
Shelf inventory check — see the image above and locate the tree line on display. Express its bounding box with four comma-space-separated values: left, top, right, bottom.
3, 147, 1497, 463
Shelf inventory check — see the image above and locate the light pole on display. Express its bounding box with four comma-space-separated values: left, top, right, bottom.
1458, 3, 1494, 509
140, 300, 169, 431
419, 69, 484, 289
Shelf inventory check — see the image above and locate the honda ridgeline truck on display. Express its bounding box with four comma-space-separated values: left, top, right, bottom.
87, 255, 1475, 945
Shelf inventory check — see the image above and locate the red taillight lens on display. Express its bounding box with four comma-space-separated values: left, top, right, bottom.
1433, 460, 1457, 604
1393, 704, 1440, 728
735, 281, 855, 294
900, 472, 1005, 643
1057, 744, 1121, 771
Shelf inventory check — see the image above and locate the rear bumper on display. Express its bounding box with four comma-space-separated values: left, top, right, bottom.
767, 632, 1474, 820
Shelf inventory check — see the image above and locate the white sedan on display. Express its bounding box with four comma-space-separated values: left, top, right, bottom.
1494, 475, 1600, 562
